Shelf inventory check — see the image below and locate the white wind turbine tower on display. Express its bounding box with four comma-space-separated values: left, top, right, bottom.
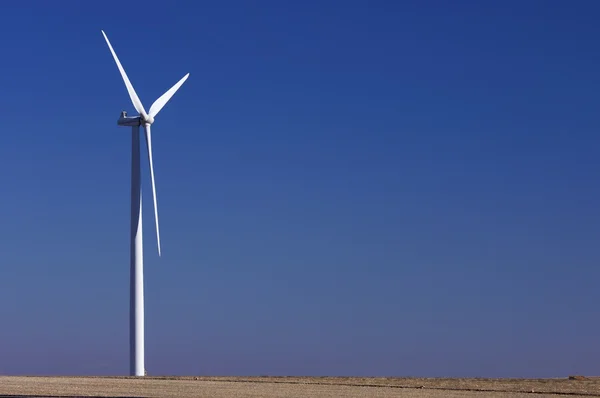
101, 30, 189, 377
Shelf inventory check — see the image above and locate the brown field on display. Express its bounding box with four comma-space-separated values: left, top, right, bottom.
1, 376, 599, 397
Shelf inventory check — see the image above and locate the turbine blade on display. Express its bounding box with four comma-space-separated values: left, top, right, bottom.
143, 124, 161, 256
148, 73, 190, 118
101, 30, 148, 119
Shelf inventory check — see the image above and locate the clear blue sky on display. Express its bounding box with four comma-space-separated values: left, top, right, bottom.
0, 0, 598, 378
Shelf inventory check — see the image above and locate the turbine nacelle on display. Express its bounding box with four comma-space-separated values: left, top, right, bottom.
117, 111, 154, 126
118, 111, 141, 127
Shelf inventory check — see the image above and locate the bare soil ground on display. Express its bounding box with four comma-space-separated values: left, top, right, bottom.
0, 376, 599, 397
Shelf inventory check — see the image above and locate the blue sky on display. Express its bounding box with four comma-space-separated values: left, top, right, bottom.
0, 0, 599, 378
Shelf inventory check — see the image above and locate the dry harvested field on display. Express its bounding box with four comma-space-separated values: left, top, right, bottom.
1, 376, 599, 398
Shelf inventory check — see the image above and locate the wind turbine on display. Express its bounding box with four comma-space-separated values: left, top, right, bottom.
101, 30, 189, 377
